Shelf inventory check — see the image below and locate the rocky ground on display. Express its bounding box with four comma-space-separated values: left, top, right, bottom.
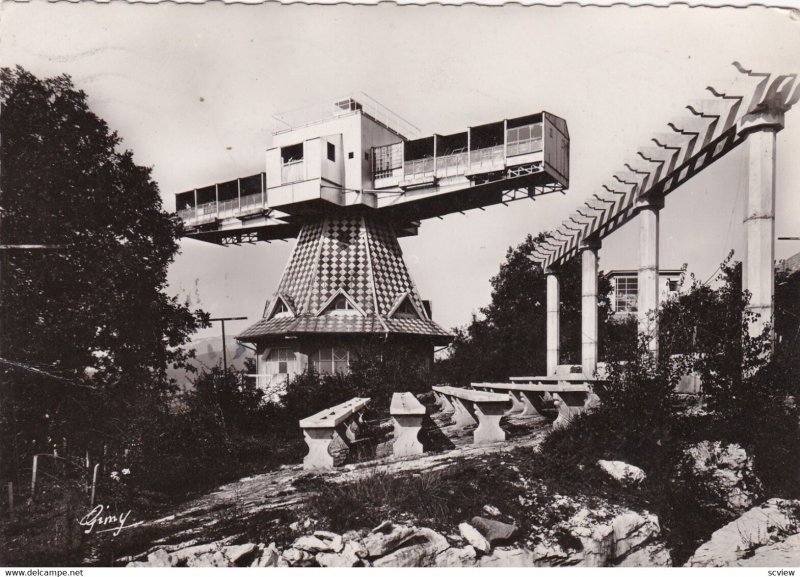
96, 401, 800, 568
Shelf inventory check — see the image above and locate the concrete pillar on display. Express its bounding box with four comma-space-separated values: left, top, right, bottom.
637, 195, 663, 357
580, 241, 600, 377
741, 119, 781, 342
546, 269, 560, 375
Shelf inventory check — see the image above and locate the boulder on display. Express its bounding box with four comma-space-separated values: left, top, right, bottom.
597, 460, 646, 485
435, 545, 477, 567
536, 504, 662, 567
293, 534, 335, 553
482, 504, 502, 517
738, 533, 800, 567
478, 547, 538, 567
313, 530, 344, 552
250, 543, 280, 567
186, 551, 229, 567
372, 528, 449, 567
221, 543, 258, 566
363, 521, 416, 557
686, 498, 800, 567
470, 516, 517, 544
459, 522, 491, 554
169, 542, 219, 565
282, 547, 315, 566
682, 441, 763, 517
316, 541, 363, 567
615, 542, 672, 567
145, 549, 174, 567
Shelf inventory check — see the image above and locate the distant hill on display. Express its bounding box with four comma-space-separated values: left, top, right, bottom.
167, 335, 255, 390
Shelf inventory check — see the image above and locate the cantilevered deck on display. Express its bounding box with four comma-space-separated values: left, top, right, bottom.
175, 98, 569, 245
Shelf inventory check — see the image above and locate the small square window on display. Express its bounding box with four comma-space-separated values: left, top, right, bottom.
327, 142, 336, 162
348, 152, 354, 159
668, 280, 679, 292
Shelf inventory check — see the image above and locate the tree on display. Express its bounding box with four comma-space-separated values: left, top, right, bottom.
0, 67, 208, 482
435, 232, 613, 384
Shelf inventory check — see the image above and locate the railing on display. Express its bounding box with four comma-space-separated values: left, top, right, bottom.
507, 137, 543, 157
403, 157, 435, 178
272, 92, 420, 139
217, 198, 239, 219
240, 193, 264, 211
281, 161, 304, 184
469, 145, 504, 170
435, 151, 468, 177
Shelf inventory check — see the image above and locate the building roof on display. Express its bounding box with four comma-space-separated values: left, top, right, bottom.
237, 214, 452, 344
605, 269, 684, 278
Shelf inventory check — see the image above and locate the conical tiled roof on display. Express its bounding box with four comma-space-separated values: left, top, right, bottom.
237, 215, 451, 343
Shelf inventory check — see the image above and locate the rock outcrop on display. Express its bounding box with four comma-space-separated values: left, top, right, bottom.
680, 441, 763, 518
686, 498, 800, 567
597, 460, 646, 485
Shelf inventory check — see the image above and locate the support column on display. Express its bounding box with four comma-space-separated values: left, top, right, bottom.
546, 268, 560, 375
740, 111, 783, 343
580, 240, 600, 377
637, 195, 663, 358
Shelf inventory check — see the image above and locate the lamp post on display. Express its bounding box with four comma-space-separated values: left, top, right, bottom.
209, 316, 248, 379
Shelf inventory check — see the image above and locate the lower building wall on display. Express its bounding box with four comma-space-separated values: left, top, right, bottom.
251, 335, 434, 393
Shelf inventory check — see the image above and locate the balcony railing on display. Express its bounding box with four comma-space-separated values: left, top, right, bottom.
281, 161, 304, 184
435, 151, 468, 177
506, 137, 543, 157
403, 157, 434, 178
469, 145, 504, 170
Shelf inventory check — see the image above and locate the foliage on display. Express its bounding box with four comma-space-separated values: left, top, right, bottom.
0, 67, 207, 488
434, 233, 613, 384
272, 341, 434, 429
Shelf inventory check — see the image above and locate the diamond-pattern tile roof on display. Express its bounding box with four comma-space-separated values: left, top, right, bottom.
237, 215, 451, 343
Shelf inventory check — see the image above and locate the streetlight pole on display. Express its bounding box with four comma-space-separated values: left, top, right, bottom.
209, 316, 248, 379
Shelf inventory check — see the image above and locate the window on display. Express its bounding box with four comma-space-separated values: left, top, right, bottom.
615, 276, 638, 313
321, 293, 359, 315
365, 152, 370, 161
313, 347, 350, 374
373, 143, 402, 178
266, 348, 294, 374
327, 142, 336, 162
348, 152, 354, 160
393, 297, 419, 319
506, 123, 543, 156
281, 143, 303, 164
668, 280, 679, 292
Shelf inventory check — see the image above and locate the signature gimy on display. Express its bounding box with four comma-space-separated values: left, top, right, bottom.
78, 504, 140, 536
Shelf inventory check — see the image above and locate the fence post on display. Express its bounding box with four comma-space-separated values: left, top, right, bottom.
7, 482, 13, 513
90, 464, 99, 506
30, 455, 38, 501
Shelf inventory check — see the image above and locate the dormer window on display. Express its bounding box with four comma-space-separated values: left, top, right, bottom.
394, 298, 419, 319
317, 290, 364, 317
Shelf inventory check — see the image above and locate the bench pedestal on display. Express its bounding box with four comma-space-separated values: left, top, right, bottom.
452, 397, 479, 428
473, 401, 507, 444
392, 415, 424, 457
302, 428, 339, 470
516, 391, 543, 417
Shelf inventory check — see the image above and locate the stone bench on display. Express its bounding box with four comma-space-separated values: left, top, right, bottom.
431, 385, 510, 445
390, 392, 426, 457
299, 397, 370, 470
500, 376, 600, 428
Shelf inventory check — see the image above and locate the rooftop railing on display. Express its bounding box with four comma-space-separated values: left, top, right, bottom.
272, 92, 420, 139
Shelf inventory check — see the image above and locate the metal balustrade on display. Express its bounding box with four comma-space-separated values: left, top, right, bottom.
281, 161, 304, 184
469, 145, 505, 169
507, 137, 543, 157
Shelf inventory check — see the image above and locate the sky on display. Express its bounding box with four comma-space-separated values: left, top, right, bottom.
2, 3, 799, 342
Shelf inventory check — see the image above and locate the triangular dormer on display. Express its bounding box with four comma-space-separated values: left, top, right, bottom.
265, 293, 296, 320
315, 288, 366, 317
388, 292, 426, 320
